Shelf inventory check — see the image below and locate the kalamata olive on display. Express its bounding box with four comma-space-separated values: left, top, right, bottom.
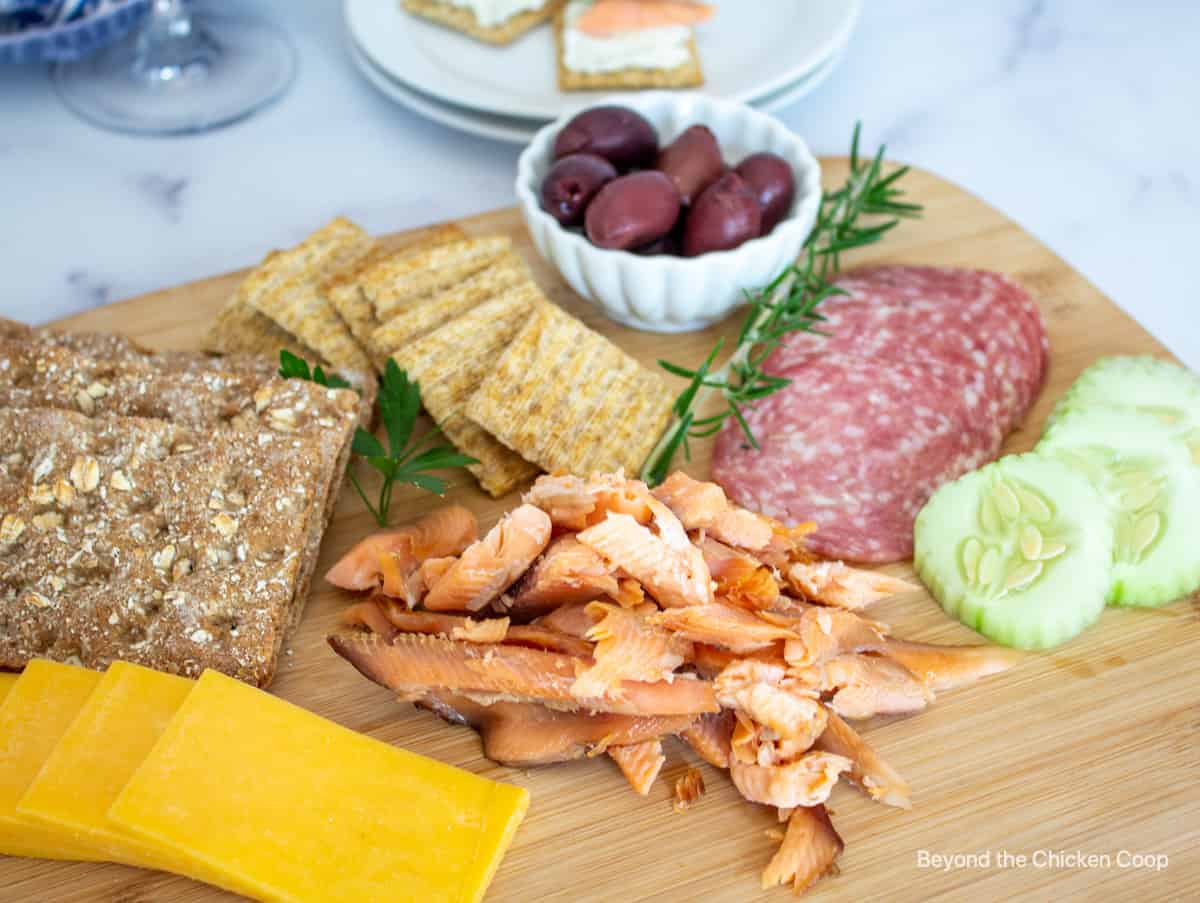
540, 153, 618, 227
682, 172, 762, 257
585, 171, 681, 251
633, 227, 681, 256
735, 152, 796, 233
655, 124, 724, 205
554, 106, 659, 171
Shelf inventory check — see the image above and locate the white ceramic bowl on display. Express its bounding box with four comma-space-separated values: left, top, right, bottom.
516, 92, 822, 333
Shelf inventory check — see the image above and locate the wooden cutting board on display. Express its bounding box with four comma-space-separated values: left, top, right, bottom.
4, 160, 1197, 903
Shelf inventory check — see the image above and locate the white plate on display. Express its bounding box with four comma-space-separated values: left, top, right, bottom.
345, 0, 861, 121
348, 30, 845, 146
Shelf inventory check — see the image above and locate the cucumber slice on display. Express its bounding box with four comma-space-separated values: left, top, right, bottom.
1037, 406, 1200, 607
914, 454, 1112, 649
1048, 356, 1200, 437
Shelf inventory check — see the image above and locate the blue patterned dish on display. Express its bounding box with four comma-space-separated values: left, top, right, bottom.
0, 0, 149, 63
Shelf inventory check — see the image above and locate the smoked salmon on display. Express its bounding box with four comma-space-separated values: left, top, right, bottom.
576, 0, 714, 39
653, 472, 774, 551
715, 661, 827, 749
814, 710, 911, 809
325, 505, 477, 593
572, 602, 690, 699
421, 692, 696, 766
609, 739, 666, 796
509, 536, 637, 619
578, 510, 713, 608
424, 504, 552, 612
648, 604, 798, 653
873, 639, 1027, 692
524, 472, 654, 530
729, 751, 852, 809
328, 630, 718, 716
697, 536, 780, 610
761, 805, 844, 894
673, 767, 705, 811
786, 560, 917, 610
794, 654, 934, 719
680, 710, 734, 769
783, 607, 891, 668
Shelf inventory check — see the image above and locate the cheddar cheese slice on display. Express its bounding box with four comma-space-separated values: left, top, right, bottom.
110, 670, 530, 903
17, 663, 211, 877
0, 672, 16, 704
0, 660, 105, 861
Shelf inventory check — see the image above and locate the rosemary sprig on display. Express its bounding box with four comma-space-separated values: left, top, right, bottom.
639, 123, 923, 487
280, 353, 478, 526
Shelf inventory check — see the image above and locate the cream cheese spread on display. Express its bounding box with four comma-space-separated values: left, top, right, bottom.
562, 0, 692, 73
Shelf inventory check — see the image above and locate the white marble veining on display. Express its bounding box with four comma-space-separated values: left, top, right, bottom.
0, 0, 1196, 367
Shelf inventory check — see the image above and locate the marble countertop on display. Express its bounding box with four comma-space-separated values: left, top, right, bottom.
1, 0, 1196, 367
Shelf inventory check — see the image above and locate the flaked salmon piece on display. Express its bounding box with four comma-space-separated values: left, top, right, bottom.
325, 504, 478, 592
533, 600, 595, 638
420, 691, 696, 766
873, 639, 1028, 692
697, 537, 780, 610
424, 503, 552, 612
649, 604, 797, 653
730, 710, 759, 766
756, 519, 819, 572
351, 597, 593, 656
680, 710, 734, 769
524, 472, 654, 530
673, 767, 705, 812
341, 600, 400, 640
576, 0, 714, 38
654, 472, 775, 551
690, 642, 788, 679
578, 510, 713, 608
785, 561, 917, 610
761, 805, 844, 894
609, 739, 666, 796
328, 631, 718, 716
730, 751, 852, 809
508, 536, 630, 619
815, 710, 911, 809
452, 617, 510, 644
572, 602, 690, 700
793, 654, 934, 719
716, 659, 826, 751
419, 555, 457, 588
783, 607, 891, 668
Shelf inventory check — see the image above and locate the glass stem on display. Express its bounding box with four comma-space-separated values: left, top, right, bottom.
134, 0, 220, 84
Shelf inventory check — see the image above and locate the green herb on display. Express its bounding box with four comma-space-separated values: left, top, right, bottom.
278, 349, 352, 390
640, 123, 923, 487
278, 353, 478, 526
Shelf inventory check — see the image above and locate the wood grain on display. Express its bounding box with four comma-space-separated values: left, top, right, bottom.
4, 160, 1197, 903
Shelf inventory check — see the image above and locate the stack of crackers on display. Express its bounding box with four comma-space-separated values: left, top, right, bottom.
0, 319, 361, 687
211, 217, 676, 500
400, 0, 705, 90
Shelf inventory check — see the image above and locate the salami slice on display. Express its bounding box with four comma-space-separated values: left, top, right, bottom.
713, 352, 1004, 562
712, 266, 1048, 563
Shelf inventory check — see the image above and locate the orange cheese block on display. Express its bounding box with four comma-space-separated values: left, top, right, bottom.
110, 670, 530, 903
0, 660, 105, 861
16, 661, 257, 892
0, 672, 16, 704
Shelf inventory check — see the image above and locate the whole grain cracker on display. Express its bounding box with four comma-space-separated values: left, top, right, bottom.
243, 220, 376, 373
324, 223, 467, 366
361, 236, 512, 322
554, 9, 704, 91
391, 285, 542, 496
402, 0, 563, 45
368, 251, 532, 367
464, 303, 674, 476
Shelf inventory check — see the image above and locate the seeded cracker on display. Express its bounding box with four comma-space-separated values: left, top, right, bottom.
360, 236, 512, 322
0, 385, 357, 686
553, 9, 704, 91
401, 0, 563, 45
369, 251, 533, 368
465, 303, 675, 476
323, 223, 467, 368
391, 286, 542, 497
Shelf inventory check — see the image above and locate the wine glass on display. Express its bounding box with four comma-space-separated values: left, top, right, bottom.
52, 0, 295, 135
